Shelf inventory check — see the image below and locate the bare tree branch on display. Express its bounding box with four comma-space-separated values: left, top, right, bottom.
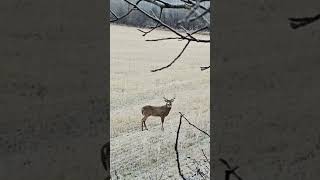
180, 26, 198, 41
110, 10, 118, 19
110, 7, 137, 23
189, 7, 210, 23
174, 112, 210, 179
143, 0, 192, 9
201, 149, 209, 163
138, 24, 163, 36
110, 0, 144, 23
122, 0, 210, 43
146, 37, 182, 41
179, 112, 210, 137
178, 1, 199, 24
200, 66, 210, 71
191, 26, 209, 35
193, 8, 210, 25
137, 8, 163, 36
219, 158, 242, 180
145, 25, 209, 42
289, 13, 320, 29
151, 40, 191, 72
181, 0, 210, 12
175, 113, 187, 180
111, 0, 210, 72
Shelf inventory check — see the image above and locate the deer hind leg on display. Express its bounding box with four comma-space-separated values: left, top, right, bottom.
141, 116, 148, 131
141, 116, 146, 131
161, 117, 165, 131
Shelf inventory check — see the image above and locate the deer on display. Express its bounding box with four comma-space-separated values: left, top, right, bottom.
141, 97, 175, 131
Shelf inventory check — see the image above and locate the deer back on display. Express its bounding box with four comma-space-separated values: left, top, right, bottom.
142, 105, 171, 117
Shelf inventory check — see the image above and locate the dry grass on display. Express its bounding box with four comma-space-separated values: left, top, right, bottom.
110, 24, 210, 179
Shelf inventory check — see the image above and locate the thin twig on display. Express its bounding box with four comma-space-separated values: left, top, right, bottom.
110, 0, 143, 23
200, 66, 210, 71
178, 0, 200, 25
138, 24, 162, 36
151, 40, 191, 72
137, 8, 163, 36
186, 154, 210, 179
180, 26, 198, 41
197, 168, 207, 180
114, 170, 120, 180
288, 13, 320, 29
181, 0, 209, 12
201, 149, 209, 163
179, 112, 210, 137
189, 8, 210, 23
123, 0, 210, 43
149, 25, 208, 41
191, 26, 209, 35
142, 0, 192, 9
110, 7, 136, 23
146, 37, 182, 41
219, 158, 242, 180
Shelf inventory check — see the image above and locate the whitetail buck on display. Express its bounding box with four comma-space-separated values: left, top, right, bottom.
141, 97, 175, 131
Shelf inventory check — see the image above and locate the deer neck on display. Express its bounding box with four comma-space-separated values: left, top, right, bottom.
165, 105, 172, 111
161, 105, 171, 116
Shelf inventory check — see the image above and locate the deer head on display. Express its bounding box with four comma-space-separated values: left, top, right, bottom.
163, 96, 175, 108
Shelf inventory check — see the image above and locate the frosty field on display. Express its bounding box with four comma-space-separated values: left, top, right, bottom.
110, 24, 210, 179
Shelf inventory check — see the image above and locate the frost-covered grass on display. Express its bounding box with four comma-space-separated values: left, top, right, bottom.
110, 24, 210, 179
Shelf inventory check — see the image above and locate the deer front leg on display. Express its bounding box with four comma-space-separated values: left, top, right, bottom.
161, 117, 165, 131
144, 121, 148, 130
141, 116, 148, 131
141, 116, 146, 131
141, 118, 144, 131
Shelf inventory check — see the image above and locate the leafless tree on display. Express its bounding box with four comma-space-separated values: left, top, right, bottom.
107, 1, 211, 179
110, 0, 211, 72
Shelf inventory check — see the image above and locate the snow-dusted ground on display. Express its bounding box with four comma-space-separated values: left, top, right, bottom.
110, 25, 210, 179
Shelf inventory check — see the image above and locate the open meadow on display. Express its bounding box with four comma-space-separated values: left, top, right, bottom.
110, 24, 210, 179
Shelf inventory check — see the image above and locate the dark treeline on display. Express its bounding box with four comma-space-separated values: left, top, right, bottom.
110, 0, 210, 30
